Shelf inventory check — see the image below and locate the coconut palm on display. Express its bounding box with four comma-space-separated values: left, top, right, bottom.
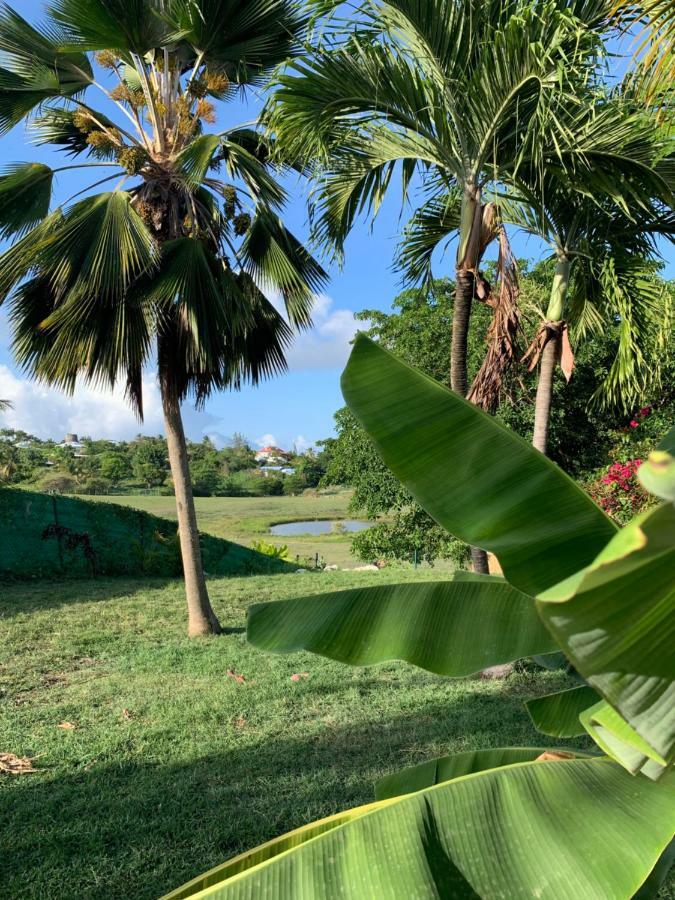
0, 1, 326, 636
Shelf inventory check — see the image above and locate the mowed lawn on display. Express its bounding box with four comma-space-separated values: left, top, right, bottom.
0, 570, 581, 900
89, 490, 363, 568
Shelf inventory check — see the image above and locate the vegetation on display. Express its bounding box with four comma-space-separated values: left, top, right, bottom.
0, 0, 326, 636
0, 430, 330, 498
0, 569, 579, 900
323, 271, 675, 562
193, 336, 675, 898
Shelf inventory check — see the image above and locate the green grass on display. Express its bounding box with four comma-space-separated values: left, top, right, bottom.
87, 491, 363, 568
1, 570, 581, 900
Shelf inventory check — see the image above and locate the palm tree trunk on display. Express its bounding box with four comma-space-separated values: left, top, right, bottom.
161, 384, 222, 636
532, 332, 559, 454
531, 255, 571, 455
451, 270, 474, 397
454, 184, 489, 574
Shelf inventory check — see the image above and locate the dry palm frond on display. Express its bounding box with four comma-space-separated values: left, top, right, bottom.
468, 228, 522, 412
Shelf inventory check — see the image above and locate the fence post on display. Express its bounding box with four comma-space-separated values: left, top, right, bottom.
51, 494, 65, 574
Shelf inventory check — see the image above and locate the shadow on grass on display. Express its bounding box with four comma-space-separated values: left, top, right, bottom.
0, 693, 562, 900
0, 577, 178, 616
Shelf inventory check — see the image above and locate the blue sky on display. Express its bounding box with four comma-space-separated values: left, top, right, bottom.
0, 1, 672, 450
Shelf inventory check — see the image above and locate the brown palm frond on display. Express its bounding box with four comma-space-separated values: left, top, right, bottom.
467, 228, 522, 413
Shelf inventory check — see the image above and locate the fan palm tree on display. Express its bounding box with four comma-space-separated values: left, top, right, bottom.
0, 1, 326, 636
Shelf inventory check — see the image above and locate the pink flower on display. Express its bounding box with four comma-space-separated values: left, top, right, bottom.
630, 420, 639, 429
639, 406, 651, 417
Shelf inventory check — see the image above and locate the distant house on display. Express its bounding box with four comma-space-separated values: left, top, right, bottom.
255, 445, 292, 465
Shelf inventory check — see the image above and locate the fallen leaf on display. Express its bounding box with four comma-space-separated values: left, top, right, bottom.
290, 672, 310, 682
56, 721, 76, 730
121, 709, 132, 720
536, 751, 576, 762
226, 669, 246, 684
0, 752, 36, 775
232, 715, 247, 729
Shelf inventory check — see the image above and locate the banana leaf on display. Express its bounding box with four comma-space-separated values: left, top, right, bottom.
374, 745, 595, 800
341, 335, 616, 596
526, 685, 599, 737
538, 503, 675, 769
248, 574, 557, 676
163, 758, 675, 899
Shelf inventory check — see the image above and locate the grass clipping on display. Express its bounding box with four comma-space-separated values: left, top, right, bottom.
0, 752, 36, 775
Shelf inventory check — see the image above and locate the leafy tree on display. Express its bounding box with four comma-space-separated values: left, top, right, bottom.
190, 456, 223, 497
0, 1, 326, 635
265, 0, 627, 573
98, 450, 131, 484
223, 433, 257, 473
325, 273, 675, 562
131, 439, 167, 488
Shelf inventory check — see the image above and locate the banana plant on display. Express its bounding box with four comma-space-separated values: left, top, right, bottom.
164, 336, 675, 898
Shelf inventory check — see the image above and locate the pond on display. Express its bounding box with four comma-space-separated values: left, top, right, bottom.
270, 519, 370, 537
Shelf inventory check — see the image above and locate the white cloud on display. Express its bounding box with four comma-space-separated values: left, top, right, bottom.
292, 434, 312, 453
0, 365, 165, 441
256, 432, 277, 448
269, 293, 364, 371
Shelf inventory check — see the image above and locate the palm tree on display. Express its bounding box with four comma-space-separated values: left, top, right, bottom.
0, 400, 12, 411
0, 1, 326, 636
269, 0, 606, 395
265, 0, 607, 571
504, 186, 673, 452
391, 71, 673, 450
613, 1, 675, 92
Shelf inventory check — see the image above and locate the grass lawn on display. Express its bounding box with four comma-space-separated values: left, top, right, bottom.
1, 569, 586, 900
88, 490, 364, 568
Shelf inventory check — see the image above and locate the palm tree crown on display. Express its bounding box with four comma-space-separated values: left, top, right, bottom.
0, 0, 326, 414
0, 0, 327, 635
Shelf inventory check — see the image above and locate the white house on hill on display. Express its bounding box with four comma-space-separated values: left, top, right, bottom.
255, 445, 292, 465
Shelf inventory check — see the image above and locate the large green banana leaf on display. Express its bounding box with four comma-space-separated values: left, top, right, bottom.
163, 758, 675, 899
538, 502, 675, 768
526, 685, 599, 737
580, 701, 667, 780
161, 798, 397, 900
374, 746, 595, 800
341, 335, 616, 596
247, 575, 557, 676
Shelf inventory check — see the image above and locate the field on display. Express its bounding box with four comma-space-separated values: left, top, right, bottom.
0, 570, 579, 900
88, 490, 364, 568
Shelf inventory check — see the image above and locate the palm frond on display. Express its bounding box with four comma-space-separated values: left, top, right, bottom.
395, 190, 463, 285
241, 208, 327, 327
0, 163, 54, 238
589, 253, 671, 410
165, 0, 308, 86
29, 107, 120, 160
0, 6, 91, 133
48, 0, 166, 52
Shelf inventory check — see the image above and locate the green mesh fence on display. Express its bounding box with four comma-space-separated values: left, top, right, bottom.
0, 488, 291, 580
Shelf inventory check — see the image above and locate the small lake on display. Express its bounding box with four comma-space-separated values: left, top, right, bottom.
270, 519, 370, 536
